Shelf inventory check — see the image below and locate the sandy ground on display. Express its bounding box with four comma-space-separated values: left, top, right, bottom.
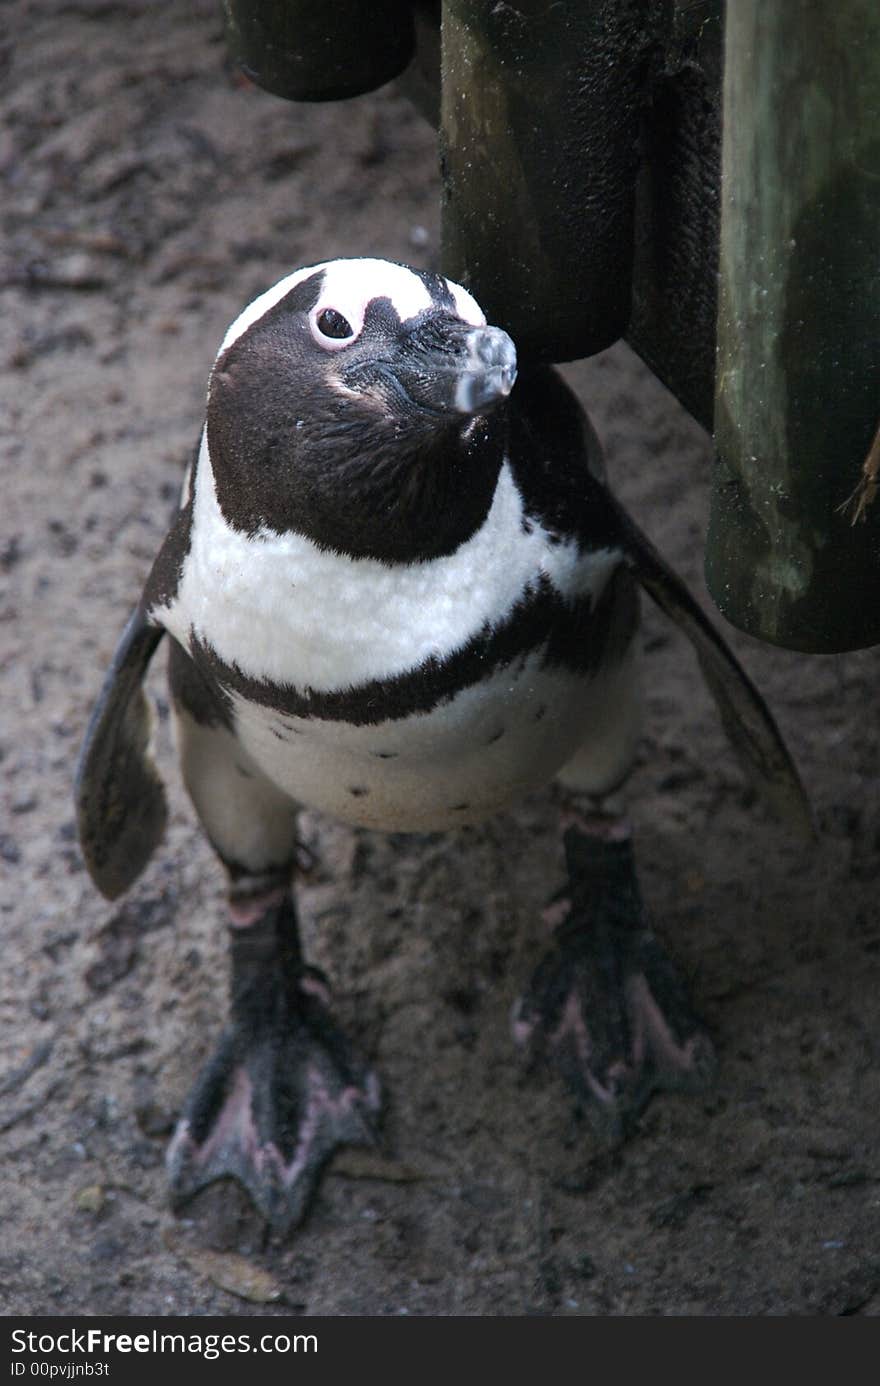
2, 0, 879, 1317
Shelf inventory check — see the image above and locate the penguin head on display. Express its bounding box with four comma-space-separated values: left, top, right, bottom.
204, 258, 518, 561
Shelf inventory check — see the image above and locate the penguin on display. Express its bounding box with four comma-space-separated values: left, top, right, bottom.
75, 257, 811, 1232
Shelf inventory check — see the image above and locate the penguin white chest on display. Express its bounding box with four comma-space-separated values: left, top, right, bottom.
156, 446, 630, 830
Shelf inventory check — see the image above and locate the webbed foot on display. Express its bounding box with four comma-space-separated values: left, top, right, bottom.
167, 891, 379, 1232
513, 818, 715, 1139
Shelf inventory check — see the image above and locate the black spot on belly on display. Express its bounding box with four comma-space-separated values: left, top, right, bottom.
348, 786, 370, 797
449, 802, 470, 812
533, 704, 547, 722
271, 727, 287, 740
371, 750, 398, 759
486, 727, 504, 745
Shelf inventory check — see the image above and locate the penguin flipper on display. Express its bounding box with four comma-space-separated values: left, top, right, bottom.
509, 367, 811, 835
75, 604, 168, 899
611, 501, 814, 839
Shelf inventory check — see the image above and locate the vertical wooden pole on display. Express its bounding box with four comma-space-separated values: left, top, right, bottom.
707, 1, 880, 651
628, 1, 723, 432
440, 1, 661, 362
222, 1, 415, 100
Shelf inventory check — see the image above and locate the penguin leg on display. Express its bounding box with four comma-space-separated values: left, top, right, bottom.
513, 811, 715, 1138
513, 656, 715, 1137
164, 643, 380, 1233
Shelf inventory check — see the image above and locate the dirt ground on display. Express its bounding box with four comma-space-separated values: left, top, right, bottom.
2, 0, 879, 1318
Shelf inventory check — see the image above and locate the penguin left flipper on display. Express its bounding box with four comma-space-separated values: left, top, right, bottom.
512, 367, 812, 838
610, 496, 815, 840
74, 605, 168, 900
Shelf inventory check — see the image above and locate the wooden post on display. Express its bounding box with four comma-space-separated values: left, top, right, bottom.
439, 0, 662, 362
628, 1, 723, 432
706, 1, 880, 651
222, 0, 415, 101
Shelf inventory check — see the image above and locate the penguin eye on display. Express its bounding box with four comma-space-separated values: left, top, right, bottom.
316, 308, 353, 340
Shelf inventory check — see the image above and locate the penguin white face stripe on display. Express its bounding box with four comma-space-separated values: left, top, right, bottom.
311, 260, 425, 343
217, 258, 486, 361
447, 278, 486, 328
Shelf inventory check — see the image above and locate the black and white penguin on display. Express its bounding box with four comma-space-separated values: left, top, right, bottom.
75, 258, 811, 1232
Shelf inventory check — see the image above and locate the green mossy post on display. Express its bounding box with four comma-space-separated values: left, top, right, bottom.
222, 0, 415, 101
706, 1, 880, 651
439, 0, 661, 362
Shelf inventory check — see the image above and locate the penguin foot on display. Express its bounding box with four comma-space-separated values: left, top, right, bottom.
167, 890, 380, 1233
512, 820, 715, 1139
166, 971, 381, 1232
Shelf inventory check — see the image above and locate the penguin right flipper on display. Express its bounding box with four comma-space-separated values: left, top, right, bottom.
74, 604, 167, 901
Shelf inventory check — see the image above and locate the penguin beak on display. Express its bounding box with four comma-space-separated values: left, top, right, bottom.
363, 319, 517, 420
451, 326, 518, 415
